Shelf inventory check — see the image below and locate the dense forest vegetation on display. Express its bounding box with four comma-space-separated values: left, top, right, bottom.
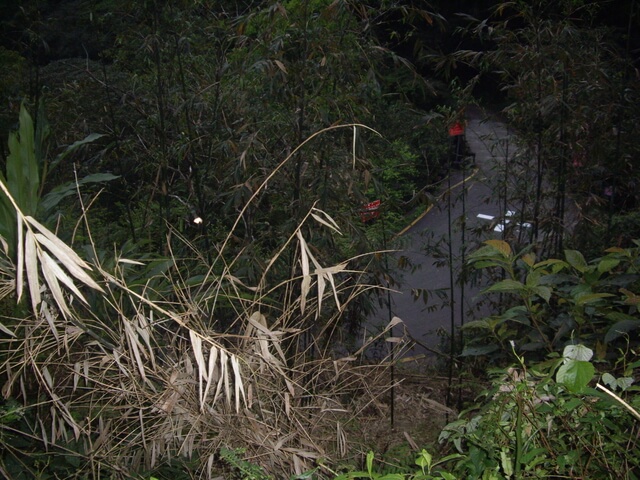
0, 0, 639, 478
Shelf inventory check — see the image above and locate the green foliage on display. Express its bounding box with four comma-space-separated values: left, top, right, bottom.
438, 346, 640, 478
0, 104, 39, 255
555, 344, 595, 393
430, 239, 640, 478
219, 447, 271, 480
0, 103, 110, 257
449, 0, 640, 257
331, 449, 461, 480
462, 239, 640, 360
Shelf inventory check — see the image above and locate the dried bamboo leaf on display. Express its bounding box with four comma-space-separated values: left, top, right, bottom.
112, 349, 131, 378
73, 362, 81, 393
42, 365, 54, 389
42, 300, 59, 342
248, 312, 288, 365
135, 312, 155, 369
117, 258, 145, 265
26, 217, 90, 267
352, 126, 357, 169
0, 320, 15, 337
39, 250, 70, 319
297, 231, 311, 314
316, 262, 347, 313
316, 271, 326, 315
40, 248, 89, 304
202, 345, 217, 409
222, 350, 230, 407
83, 359, 89, 387
124, 319, 147, 382
230, 355, 244, 412
284, 392, 290, 419
34, 231, 103, 292
212, 348, 225, 406
285, 377, 295, 397
310, 208, 342, 234
388, 316, 404, 328
15, 214, 23, 302
189, 330, 206, 408
385, 337, 404, 343
25, 229, 40, 313
274, 59, 287, 73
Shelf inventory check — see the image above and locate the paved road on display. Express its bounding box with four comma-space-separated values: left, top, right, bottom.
369, 106, 516, 358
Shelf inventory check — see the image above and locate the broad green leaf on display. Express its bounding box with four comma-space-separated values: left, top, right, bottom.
534, 258, 568, 271
40, 173, 120, 213
500, 449, 513, 477
556, 359, 594, 393
563, 344, 593, 361
461, 319, 495, 330
439, 473, 456, 480
598, 257, 620, 273
48, 133, 105, 172
291, 469, 317, 480
468, 243, 510, 264
461, 344, 499, 356
564, 250, 587, 273
574, 292, 614, 305
484, 239, 512, 258
620, 288, 640, 305
366, 451, 374, 475
415, 449, 432, 470
484, 278, 525, 294
601, 372, 634, 391
525, 269, 541, 287
605, 319, 640, 343
532, 285, 551, 303
7, 105, 39, 217
471, 259, 505, 269
521, 252, 536, 266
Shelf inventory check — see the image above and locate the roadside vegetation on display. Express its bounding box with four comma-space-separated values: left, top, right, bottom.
0, 0, 639, 478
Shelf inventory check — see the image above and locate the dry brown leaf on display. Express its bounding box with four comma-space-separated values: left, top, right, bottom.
310, 208, 342, 234
15, 214, 23, 302
39, 250, 70, 318
34, 231, 103, 292
230, 355, 245, 412
274, 59, 287, 74
297, 231, 311, 314
125, 319, 147, 382
41, 249, 89, 304
25, 229, 40, 313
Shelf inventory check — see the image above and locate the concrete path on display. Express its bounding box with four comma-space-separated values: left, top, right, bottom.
369, 106, 517, 358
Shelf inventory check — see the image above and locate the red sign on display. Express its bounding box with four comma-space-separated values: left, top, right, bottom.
448, 122, 465, 137
360, 200, 381, 222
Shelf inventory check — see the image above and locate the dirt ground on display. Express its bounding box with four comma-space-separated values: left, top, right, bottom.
345, 358, 466, 471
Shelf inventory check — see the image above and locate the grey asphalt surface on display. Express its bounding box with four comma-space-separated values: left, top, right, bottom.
369, 106, 515, 358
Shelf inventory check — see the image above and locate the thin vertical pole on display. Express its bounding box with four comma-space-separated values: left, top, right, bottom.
457, 132, 466, 412
445, 135, 456, 414
379, 196, 395, 427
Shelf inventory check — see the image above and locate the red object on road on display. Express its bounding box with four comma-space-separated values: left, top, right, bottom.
360, 200, 381, 222
448, 122, 465, 137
